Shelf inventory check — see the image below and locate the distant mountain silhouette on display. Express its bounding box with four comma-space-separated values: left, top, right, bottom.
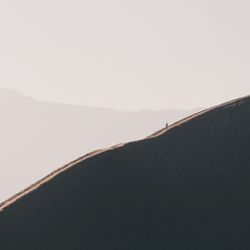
0, 88, 201, 202
1, 95, 250, 249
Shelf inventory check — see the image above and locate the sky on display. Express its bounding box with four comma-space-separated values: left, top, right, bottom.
0, 0, 250, 110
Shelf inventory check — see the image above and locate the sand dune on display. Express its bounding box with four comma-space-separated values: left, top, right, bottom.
1, 95, 250, 249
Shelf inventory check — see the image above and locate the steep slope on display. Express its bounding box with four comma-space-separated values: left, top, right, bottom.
0, 88, 201, 202
1, 96, 250, 250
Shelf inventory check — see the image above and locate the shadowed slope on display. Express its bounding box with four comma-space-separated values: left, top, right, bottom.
1, 96, 250, 250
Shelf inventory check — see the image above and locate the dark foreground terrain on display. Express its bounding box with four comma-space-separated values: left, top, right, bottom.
1, 96, 250, 250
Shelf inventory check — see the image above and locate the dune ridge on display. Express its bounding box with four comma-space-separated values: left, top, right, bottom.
1, 95, 250, 249
0, 95, 248, 212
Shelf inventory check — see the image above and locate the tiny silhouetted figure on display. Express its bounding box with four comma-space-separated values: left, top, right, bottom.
166, 123, 169, 128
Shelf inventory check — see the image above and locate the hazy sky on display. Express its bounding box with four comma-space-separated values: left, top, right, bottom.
0, 0, 249, 110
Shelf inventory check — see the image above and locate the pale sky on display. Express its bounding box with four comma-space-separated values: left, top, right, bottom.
0, 0, 249, 110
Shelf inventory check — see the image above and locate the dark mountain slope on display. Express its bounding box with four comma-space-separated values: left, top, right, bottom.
1, 96, 250, 250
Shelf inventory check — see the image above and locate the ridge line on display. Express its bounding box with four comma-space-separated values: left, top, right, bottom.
0, 94, 249, 212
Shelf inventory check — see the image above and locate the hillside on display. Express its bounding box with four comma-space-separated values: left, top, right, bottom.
0, 88, 200, 202
1, 96, 250, 249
